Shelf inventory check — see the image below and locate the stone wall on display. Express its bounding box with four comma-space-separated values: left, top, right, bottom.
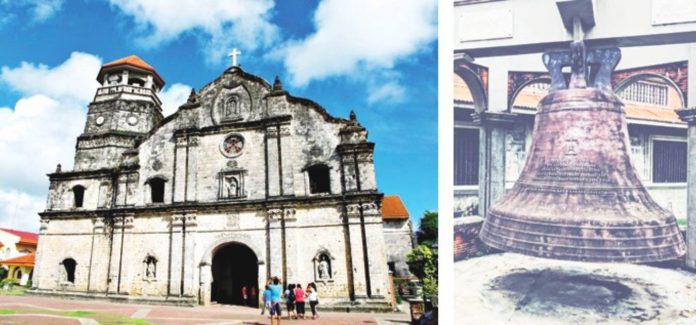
36, 67, 392, 310
383, 220, 414, 276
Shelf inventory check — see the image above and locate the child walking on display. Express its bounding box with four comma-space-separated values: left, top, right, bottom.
261, 285, 272, 315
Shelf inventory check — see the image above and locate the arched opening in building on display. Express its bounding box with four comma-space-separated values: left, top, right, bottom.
149, 178, 165, 203
211, 243, 258, 307
615, 74, 687, 184
62, 258, 76, 283
510, 79, 551, 112
307, 164, 330, 194
73, 185, 85, 208
128, 77, 145, 87
13, 268, 21, 280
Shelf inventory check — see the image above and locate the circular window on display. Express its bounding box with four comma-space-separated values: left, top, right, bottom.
127, 116, 138, 126
220, 134, 245, 157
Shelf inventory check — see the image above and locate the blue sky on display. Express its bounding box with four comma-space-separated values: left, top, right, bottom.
0, 0, 437, 231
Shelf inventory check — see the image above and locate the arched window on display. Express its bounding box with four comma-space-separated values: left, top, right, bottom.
73, 185, 85, 208
62, 258, 76, 283
307, 164, 330, 194
143, 255, 157, 279
13, 268, 21, 280
149, 178, 166, 203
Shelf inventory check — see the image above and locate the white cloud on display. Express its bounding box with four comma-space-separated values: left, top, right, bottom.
0, 189, 46, 232
0, 0, 63, 22
277, 0, 437, 87
108, 0, 278, 63
159, 83, 192, 117
0, 53, 97, 231
0, 52, 194, 231
0, 95, 85, 194
0, 95, 85, 232
367, 82, 406, 104
29, 0, 62, 21
0, 52, 102, 104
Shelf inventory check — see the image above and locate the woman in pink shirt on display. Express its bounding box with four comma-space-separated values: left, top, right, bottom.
293, 283, 306, 319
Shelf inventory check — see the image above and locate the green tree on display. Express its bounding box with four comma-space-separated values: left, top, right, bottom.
406, 210, 439, 297
406, 244, 438, 296
416, 211, 438, 246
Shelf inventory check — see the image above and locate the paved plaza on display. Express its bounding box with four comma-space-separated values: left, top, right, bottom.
0, 295, 411, 325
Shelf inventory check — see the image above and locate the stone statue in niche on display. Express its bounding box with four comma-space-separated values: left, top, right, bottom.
144, 256, 157, 279
225, 176, 239, 198
224, 96, 239, 117
317, 254, 332, 279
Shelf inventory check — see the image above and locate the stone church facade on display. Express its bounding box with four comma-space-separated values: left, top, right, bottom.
31, 56, 395, 310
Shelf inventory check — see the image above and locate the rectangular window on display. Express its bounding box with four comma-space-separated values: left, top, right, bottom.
454, 128, 479, 185
652, 140, 687, 183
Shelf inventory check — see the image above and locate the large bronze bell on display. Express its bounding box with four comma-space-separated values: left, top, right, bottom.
480, 43, 687, 263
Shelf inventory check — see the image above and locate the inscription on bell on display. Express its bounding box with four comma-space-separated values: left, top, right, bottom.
535, 160, 606, 184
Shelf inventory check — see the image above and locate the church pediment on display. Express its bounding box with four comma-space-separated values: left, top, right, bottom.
198, 67, 272, 126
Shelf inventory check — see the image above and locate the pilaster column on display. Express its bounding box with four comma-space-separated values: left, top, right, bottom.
33, 218, 50, 289
345, 203, 367, 298
182, 214, 197, 297
267, 209, 284, 278
472, 111, 517, 218
199, 262, 212, 305
677, 108, 696, 269
169, 214, 184, 295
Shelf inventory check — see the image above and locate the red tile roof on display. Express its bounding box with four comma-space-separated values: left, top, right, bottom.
1, 252, 35, 267
98, 55, 165, 87
0, 228, 38, 245
382, 195, 410, 220
103, 55, 156, 72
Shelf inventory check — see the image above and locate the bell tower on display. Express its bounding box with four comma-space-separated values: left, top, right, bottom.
74, 55, 165, 171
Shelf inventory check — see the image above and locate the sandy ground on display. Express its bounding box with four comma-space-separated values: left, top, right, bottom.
455, 253, 696, 324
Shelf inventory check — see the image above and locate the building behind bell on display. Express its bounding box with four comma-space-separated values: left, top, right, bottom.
31, 55, 412, 310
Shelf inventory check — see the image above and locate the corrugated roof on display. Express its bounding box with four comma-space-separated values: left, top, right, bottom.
1, 252, 35, 266
382, 195, 410, 220
0, 228, 38, 245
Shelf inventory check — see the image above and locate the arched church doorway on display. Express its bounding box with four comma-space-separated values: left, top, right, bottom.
211, 242, 258, 306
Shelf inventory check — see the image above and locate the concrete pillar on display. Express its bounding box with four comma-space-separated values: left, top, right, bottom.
677, 44, 696, 269
472, 111, 517, 217
145, 74, 154, 89
678, 108, 696, 269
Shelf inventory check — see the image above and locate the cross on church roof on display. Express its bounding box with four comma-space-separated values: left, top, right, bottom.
228, 48, 242, 67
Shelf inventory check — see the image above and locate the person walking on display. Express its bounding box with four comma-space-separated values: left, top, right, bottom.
284, 283, 297, 319
294, 283, 306, 320
269, 276, 283, 325
261, 285, 272, 315
241, 286, 248, 306
307, 283, 319, 319
250, 286, 257, 307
